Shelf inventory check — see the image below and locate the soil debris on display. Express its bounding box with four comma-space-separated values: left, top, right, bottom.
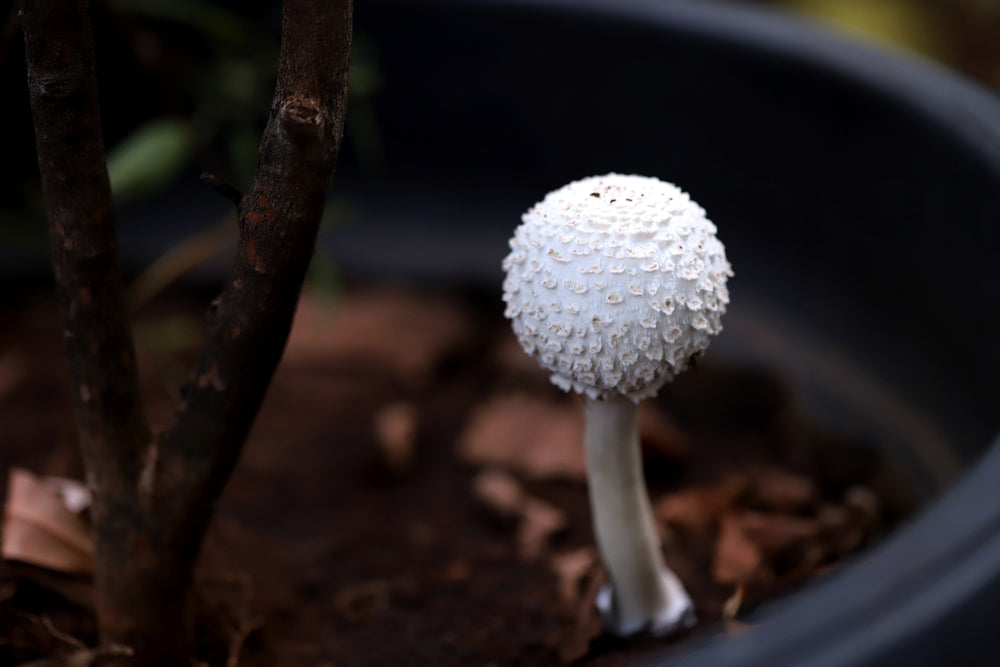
332, 580, 390, 625
372, 401, 419, 475
472, 469, 567, 561
0, 287, 917, 666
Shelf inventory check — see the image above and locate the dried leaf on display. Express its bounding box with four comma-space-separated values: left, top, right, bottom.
284, 289, 473, 385
2, 468, 94, 574
373, 401, 418, 474
553, 556, 605, 664
747, 468, 817, 513
654, 473, 747, 536
472, 469, 566, 561
458, 395, 584, 480
738, 511, 819, 555
712, 514, 764, 585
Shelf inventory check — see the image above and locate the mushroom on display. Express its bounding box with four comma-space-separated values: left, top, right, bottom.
501, 173, 732, 636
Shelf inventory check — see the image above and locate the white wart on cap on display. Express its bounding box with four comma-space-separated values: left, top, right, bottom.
502, 174, 732, 401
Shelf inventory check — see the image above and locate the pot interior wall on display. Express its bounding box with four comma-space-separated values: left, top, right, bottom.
327, 0, 1000, 496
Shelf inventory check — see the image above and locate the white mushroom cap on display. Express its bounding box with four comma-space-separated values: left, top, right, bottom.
502, 174, 732, 402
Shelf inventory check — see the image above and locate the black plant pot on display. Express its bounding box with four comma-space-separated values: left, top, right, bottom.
323, 1, 1000, 666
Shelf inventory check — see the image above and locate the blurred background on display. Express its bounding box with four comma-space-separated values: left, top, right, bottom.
1, 0, 998, 291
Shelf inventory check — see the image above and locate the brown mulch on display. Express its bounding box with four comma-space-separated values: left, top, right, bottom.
0, 285, 917, 666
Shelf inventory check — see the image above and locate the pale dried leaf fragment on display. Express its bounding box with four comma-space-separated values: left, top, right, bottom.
458, 395, 585, 480
2, 468, 94, 574
473, 468, 526, 520
721, 583, 745, 621
373, 401, 419, 474
722, 583, 751, 636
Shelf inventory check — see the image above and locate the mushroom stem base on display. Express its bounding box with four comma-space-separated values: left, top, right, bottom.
596, 571, 696, 637
583, 394, 695, 637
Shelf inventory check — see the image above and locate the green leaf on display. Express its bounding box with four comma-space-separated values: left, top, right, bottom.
106, 118, 196, 205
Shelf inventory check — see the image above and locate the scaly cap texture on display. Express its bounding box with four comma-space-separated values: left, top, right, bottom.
502, 174, 732, 401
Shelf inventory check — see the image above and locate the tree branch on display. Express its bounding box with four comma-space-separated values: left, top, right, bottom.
22, 0, 150, 490
23, 1, 352, 663
154, 0, 352, 526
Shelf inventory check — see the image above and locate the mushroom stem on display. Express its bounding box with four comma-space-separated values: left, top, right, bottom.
583, 394, 695, 636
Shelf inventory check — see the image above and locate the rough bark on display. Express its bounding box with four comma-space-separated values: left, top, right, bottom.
22, 0, 352, 663
22, 0, 150, 500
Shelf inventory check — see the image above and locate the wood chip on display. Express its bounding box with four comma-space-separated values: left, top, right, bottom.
373, 401, 418, 474
2, 468, 94, 575
458, 395, 585, 480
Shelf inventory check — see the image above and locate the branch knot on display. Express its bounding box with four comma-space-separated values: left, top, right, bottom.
280, 95, 329, 130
